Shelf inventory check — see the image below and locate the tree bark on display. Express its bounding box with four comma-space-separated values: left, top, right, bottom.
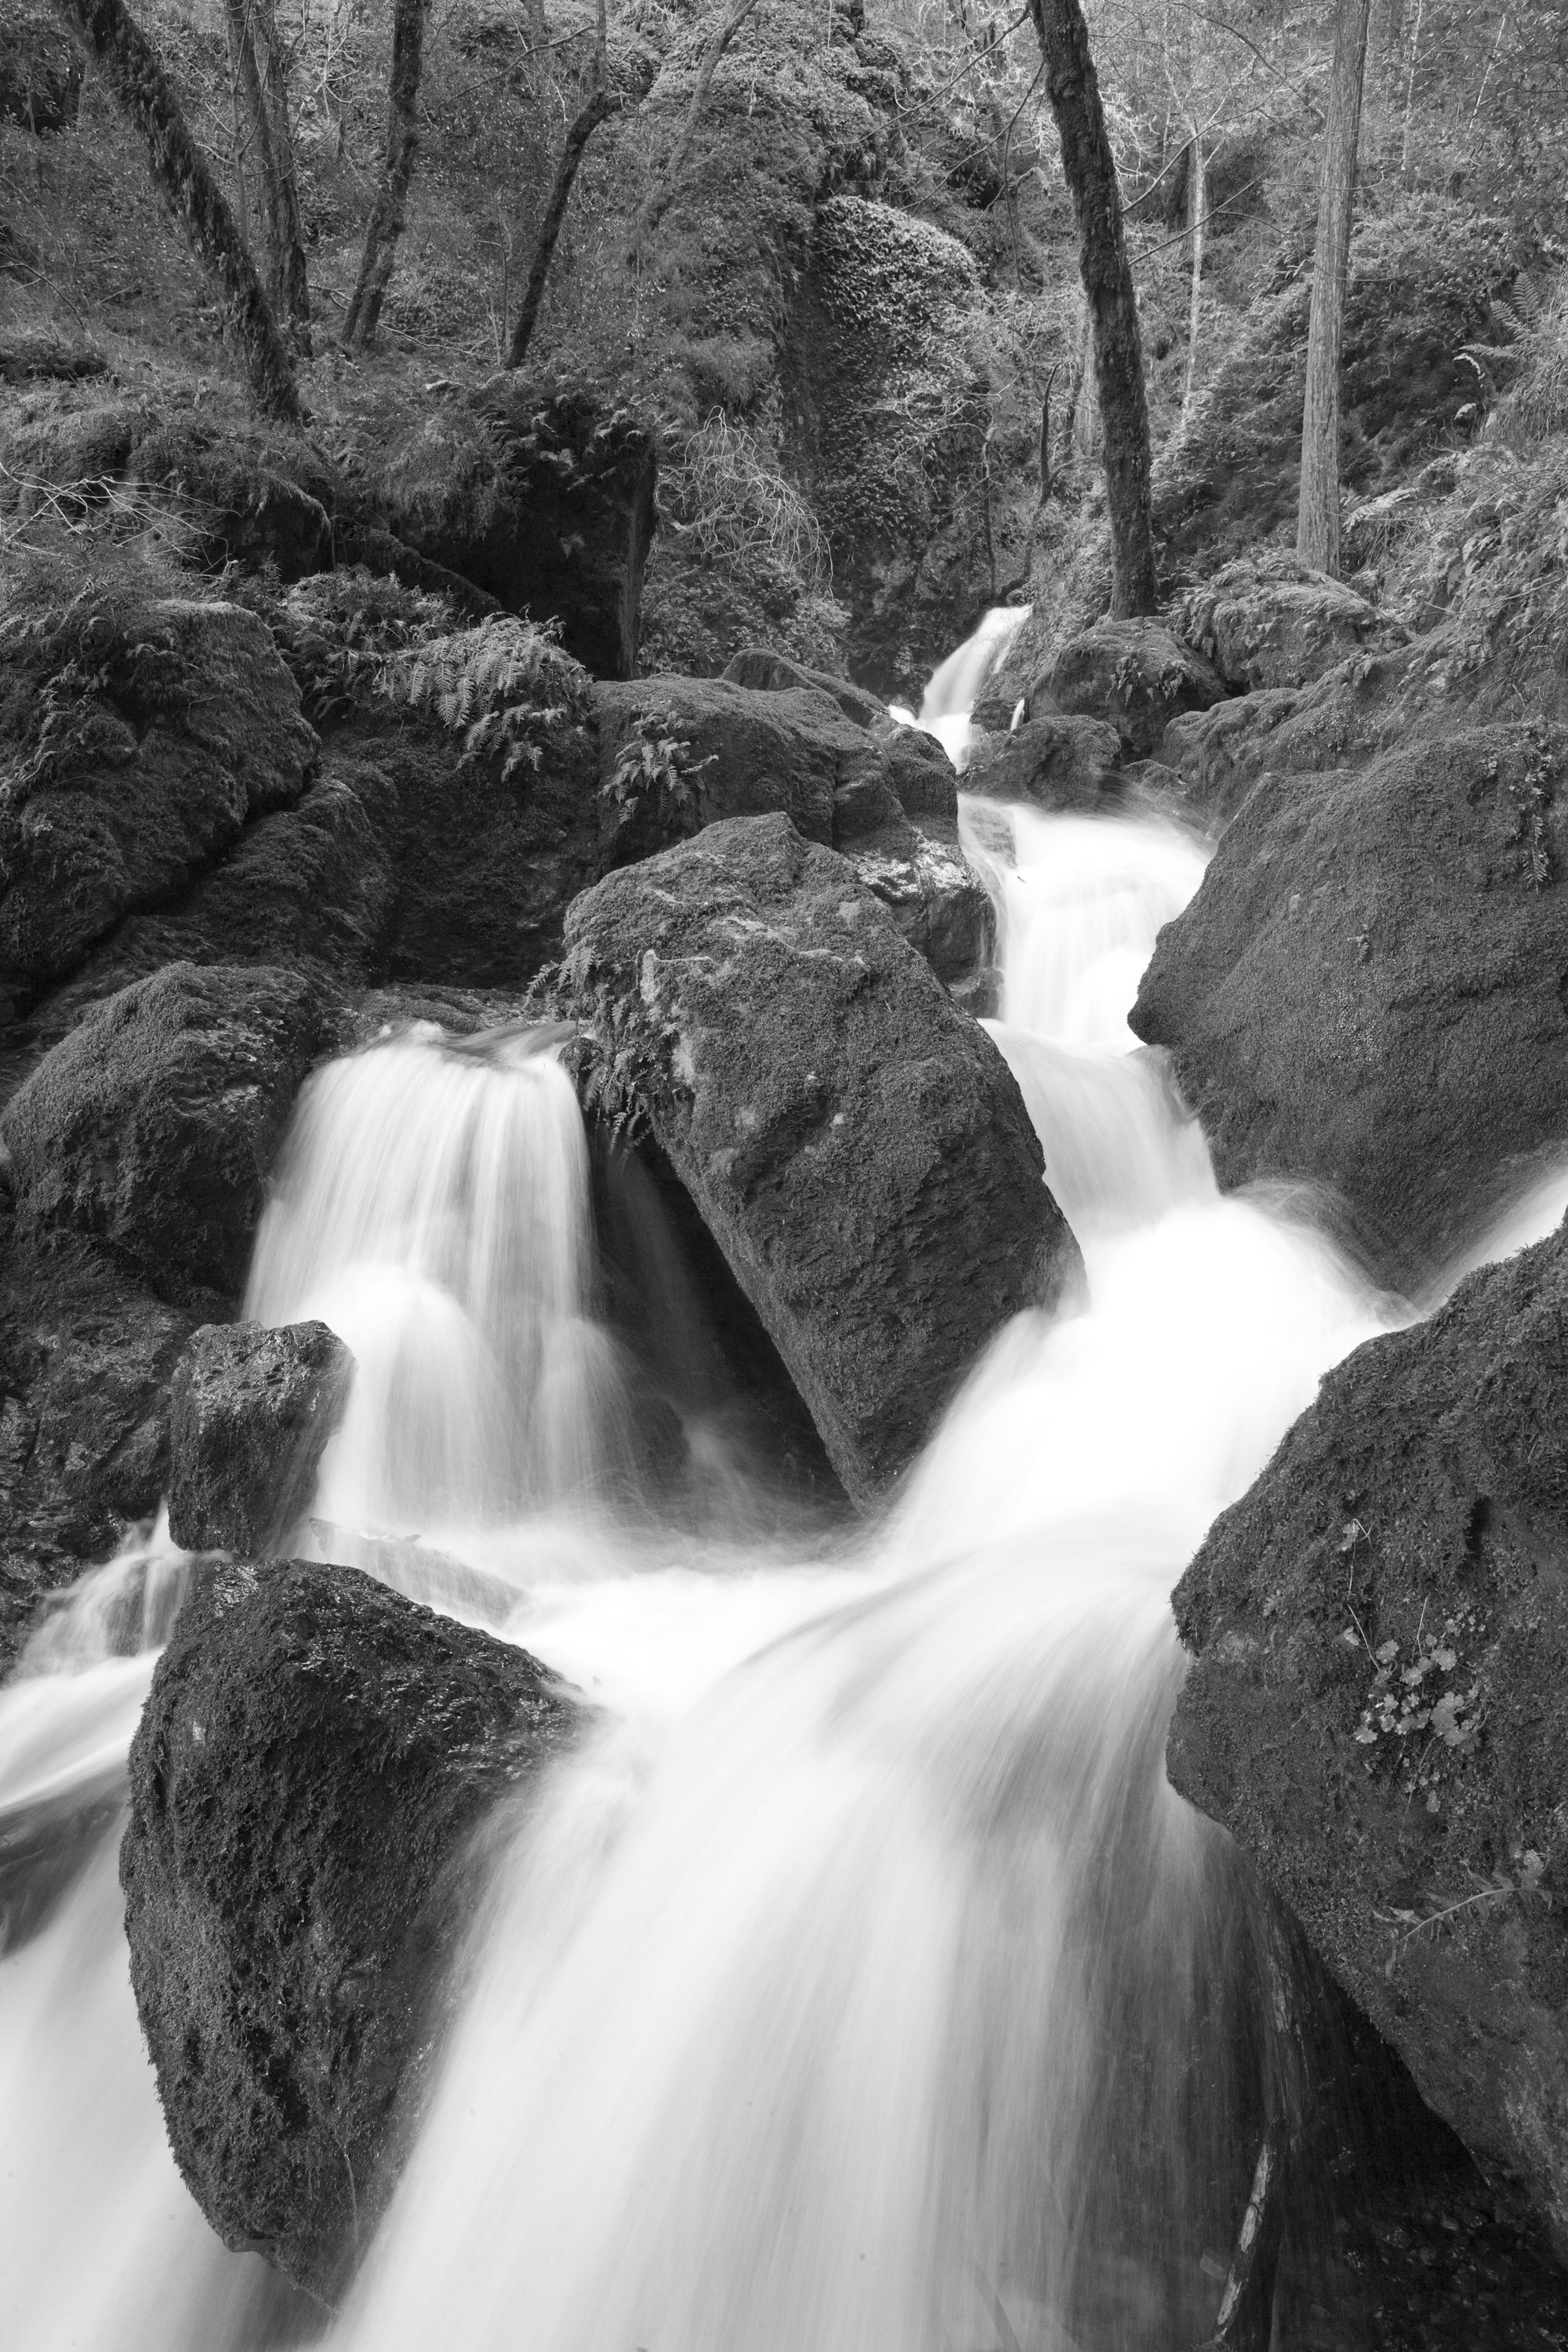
506, 84, 617, 370
341, 0, 428, 350
626, 0, 762, 262
1297, 0, 1374, 576
54, 0, 300, 422
1181, 135, 1207, 422
1029, 0, 1159, 618
223, 0, 311, 354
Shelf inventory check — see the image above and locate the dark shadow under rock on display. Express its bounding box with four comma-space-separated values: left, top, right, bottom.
122, 1557, 584, 2301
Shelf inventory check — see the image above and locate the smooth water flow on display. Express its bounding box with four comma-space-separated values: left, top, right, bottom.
1, 609, 1563, 2350
891, 602, 1031, 768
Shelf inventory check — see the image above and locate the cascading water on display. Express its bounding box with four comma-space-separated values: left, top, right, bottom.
3, 609, 1566, 2350
891, 602, 1031, 768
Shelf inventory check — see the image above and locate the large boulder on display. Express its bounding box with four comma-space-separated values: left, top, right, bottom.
560, 814, 1079, 1502
0, 590, 318, 1004
592, 674, 900, 868
122, 1557, 582, 2299
373, 386, 657, 678
1, 964, 341, 1302
842, 827, 992, 988
167, 1322, 354, 1553
1167, 1219, 1568, 2259
1171, 554, 1410, 695
966, 713, 1124, 812
880, 727, 957, 820
720, 647, 884, 729
1131, 723, 1568, 1287
1033, 619, 1225, 759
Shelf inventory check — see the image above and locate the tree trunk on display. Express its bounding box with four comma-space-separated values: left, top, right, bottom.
1029, 0, 1158, 618
507, 84, 617, 370
626, 0, 762, 263
55, 0, 300, 422
1297, 0, 1373, 576
341, 0, 427, 350
223, 0, 311, 354
1181, 135, 1206, 422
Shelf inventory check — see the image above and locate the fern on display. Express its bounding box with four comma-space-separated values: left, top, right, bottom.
382, 613, 592, 780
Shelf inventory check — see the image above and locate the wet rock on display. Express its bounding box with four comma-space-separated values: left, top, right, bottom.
592, 674, 896, 866
966, 713, 1124, 812
1167, 1218, 1568, 2260
0, 1234, 199, 1663
1, 964, 342, 1303
720, 647, 884, 730
122, 1556, 582, 2298
1034, 619, 1225, 759
0, 1, 82, 133
1158, 688, 1311, 829
880, 726, 956, 819
167, 1322, 354, 1554
844, 826, 993, 986
375, 386, 656, 677
561, 812, 1078, 1502
1171, 554, 1410, 695
1130, 722, 1568, 1287
0, 592, 318, 997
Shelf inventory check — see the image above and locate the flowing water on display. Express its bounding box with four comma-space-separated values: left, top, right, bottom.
2, 613, 1565, 2350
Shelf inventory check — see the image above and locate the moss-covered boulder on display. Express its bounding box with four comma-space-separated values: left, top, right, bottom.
782, 196, 1018, 699
1035, 619, 1225, 758
167, 1321, 354, 1555
1168, 1220, 1568, 2259
1131, 722, 1568, 1286
1, 963, 342, 1303
122, 1557, 583, 2298
0, 577, 318, 1004
561, 812, 1078, 1503
1172, 554, 1410, 695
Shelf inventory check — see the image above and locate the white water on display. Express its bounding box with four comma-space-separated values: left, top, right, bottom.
2, 610, 1566, 2350
891, 602, 1031, 769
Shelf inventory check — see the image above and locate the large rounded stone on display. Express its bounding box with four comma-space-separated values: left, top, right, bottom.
122, 1557, 583, 2298
560, 812, 1079, 1504
1131, 723, 1568, 1287
167, 1320, 354, 1553
1035, 619, 1225, 758
1, 964, 342, 1301
1168, 1218, 1568, 2260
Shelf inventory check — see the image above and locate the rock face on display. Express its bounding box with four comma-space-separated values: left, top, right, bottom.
1171, 555, 1410, 695
880, 727, 957, 820
167, 1323, 354, 1553
0, 593, 318, 1003
0, 1235, 198, 1663
1034, 619, 1226, 758
842, 827, 993, 987
1167, 1220, 1568, 2260
782, 197, 1008, 699
966, 713, 1125, 812
122, 1557, 582, 2299
1131, 723, 1568, 1286
375, 387, 657, 677
720, 647, 884, 730
2, 964, 341, 1302
561, 814, 1079, 1503
593, 675, 844, 861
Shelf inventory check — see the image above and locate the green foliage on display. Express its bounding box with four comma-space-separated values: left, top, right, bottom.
385, 612, 593, 780
256, 567, 460, 724
661, 412, 832, 584
608, 706, 715, 828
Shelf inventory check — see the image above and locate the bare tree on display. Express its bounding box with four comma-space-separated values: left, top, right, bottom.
1298, 0, 1374, 575
626, 0, 764, 263
1029, 0, 1159, 616
56, 0, 300, 422
507, 0, 618, 371
223, 0, 311, 353
341, 0, 429, 350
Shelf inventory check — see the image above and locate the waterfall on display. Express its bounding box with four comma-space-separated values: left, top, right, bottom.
890, 603, 1031, 768
3, 611, 1566, 2350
